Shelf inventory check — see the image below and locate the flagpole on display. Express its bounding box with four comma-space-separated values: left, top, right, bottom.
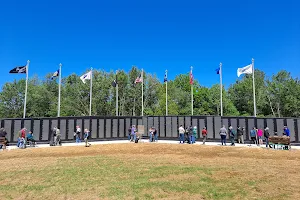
58, 63, 62, 117
23, 60, 30, 118
252, 58, 257, 117
141, 69, 144, 116
165, 70, 168, 116
220, 62, 223, 116
116, 70, 118, 116
191, 66, 193, 116
89, 67, 93, 116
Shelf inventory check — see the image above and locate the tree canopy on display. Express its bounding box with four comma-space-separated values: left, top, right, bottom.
0, 67, 299, 118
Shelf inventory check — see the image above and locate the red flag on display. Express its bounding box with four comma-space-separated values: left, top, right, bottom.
189, 69, 193, 85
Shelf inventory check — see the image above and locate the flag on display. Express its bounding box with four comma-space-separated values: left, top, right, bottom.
237, 64, 253, 77
80, 71, 92, 83
51, 69, 59, 80
189, 70, 193, 85
164, 72, 167, 82
112, 80, 117, 87
216, 67, 220, 74
9, 66, 27, 73
135, 73, 143, 84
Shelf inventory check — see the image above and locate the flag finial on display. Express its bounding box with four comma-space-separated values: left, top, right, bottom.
59, 63, 62, 67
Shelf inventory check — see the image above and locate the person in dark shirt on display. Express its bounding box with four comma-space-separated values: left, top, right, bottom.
264, 127, 270, 148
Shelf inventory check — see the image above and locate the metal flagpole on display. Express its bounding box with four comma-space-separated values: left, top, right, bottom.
191, 66, 193, 116
165, 70, 168, 116
23, 60, 30, 118
116, 70, 118, 116
89, 67, 93, 116
141, 69, 144, 116
252, 58, 257, 117
220, 62, 223, 116
58, 63, 62, 117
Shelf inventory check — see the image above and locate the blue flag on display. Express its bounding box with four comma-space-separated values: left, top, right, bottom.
164, 72, 167, 82
215, 68, 220, 74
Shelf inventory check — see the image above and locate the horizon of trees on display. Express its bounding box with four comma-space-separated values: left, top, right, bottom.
0, 66, 299, 118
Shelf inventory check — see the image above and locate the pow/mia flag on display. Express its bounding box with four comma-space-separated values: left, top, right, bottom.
9, 66, 27, 73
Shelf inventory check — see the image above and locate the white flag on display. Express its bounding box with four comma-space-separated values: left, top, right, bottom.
237, 64, 253, 77
80, 71, 92, 83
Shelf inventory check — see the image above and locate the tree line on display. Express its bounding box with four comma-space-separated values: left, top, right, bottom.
0, 66, 299, 118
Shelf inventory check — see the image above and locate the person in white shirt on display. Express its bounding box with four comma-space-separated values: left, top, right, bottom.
75, 126, 81, 143
179, 125, 185, 144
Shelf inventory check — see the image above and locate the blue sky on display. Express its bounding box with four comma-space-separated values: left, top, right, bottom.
1, 0, 299, 88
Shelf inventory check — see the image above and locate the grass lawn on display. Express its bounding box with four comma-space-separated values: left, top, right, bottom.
1, 143, 300, 200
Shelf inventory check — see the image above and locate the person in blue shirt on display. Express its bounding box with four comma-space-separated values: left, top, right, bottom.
284, 126, 290, 137
84, 129, 91, 147
26, 131, 36, 143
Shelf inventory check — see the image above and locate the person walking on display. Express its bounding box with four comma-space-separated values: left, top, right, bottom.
229, 126, 236, 146
250, 127, 257, 145
219, 125, 227, 146
0, 128, 8, 150
237, 126, 244, 144
201, 127, 207, 145
257, 128, 263, 146
264, 127, 270, 148
192, 126, 197, 144
178, 125, 185, 144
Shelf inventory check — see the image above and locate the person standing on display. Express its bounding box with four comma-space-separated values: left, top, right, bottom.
284, 126, 290, 137
201, 127, 207, 145
250, 127, 257, 145
257, 128, 263, 146
229, 126, 236, 146
188, 126, 194, 144
84, 129, 91, 147
128, 126, 132, 141
192, 126, 197, 144
17, 128, 26, 148
264, 127, 270, 148
75, 125, 81, 143
219, 125, 227, 146
149, 127, 154, 142
55, 127, 61, 146
130, 125, 136, 142
178, 125, 185, 144
237, 126, 244, 144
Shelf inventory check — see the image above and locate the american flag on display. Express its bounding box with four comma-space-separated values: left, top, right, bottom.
189, 69, 193, 85
135, 74, 143, 84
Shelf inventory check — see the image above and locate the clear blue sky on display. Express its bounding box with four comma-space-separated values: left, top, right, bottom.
1, 0, 299, 88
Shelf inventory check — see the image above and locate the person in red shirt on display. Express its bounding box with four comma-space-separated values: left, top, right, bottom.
17, 128, 26, 148
202, 127, 207, 145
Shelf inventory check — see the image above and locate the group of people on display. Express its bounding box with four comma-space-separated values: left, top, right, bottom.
219, 125, 291, 147
178, 125, 203, 144
73, 125, 91, 147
